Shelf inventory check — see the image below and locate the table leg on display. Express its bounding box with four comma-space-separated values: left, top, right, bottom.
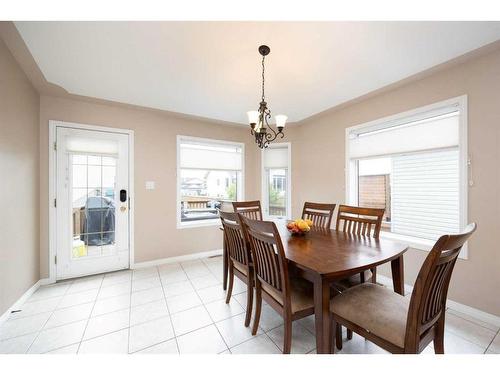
222, 237, 228, 291
314, 277, 331, 354
391, 255, 405, 295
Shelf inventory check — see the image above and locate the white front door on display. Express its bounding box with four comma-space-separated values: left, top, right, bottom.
55, 126, 130, 280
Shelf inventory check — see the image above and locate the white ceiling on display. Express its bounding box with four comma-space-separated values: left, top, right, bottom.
15, 21, 500, 124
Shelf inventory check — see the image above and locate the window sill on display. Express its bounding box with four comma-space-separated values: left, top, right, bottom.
380, 231, 434, 251
177, 219, 221, 230
380, 231, 468, 260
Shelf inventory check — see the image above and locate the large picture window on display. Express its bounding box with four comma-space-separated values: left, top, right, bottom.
177, 136, 244, 227
346, 96, 468, 254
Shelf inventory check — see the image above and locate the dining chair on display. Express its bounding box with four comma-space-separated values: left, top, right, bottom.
239, 215, 315, 354
219, 210, 254, 327
333, 204, 386, 344
331, 223, 476, 354
335, 204, 385, 285
232, 200, 263, 220
301, 202, 336, 229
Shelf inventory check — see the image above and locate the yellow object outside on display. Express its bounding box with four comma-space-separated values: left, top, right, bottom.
72, 242, 87, 258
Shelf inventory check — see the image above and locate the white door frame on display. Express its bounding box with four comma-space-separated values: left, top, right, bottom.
48, 120, 135, 283
261, 142, 292, 220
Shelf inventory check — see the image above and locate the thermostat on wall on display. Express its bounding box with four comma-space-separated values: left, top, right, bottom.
145, 181, 155, 190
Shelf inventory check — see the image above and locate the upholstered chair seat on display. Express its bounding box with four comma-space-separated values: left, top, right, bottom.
262, 278, 314, 313
331, 283, 409, 347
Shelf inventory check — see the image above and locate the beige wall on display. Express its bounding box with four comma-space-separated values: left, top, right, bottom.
39, 95, 261, 278
0, 38, 40, 315
291, 47, 500, 316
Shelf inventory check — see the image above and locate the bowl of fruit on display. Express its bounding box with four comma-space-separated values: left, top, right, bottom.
286, 219, 314, 236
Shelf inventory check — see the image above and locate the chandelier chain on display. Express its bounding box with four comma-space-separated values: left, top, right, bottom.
261, 55, 265, 101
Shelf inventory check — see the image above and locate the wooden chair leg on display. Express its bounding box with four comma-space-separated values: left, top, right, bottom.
251, 284, 262, 335
330, 317, 336, 354
244, 273, 253, 327
347, 329, 353, 340
283, 318, 292, 354
225, 264, 234, 304
335, 322, 343, 350
434, 315, 445, 354
222, 239, 228, 291
371, 267, 377, 284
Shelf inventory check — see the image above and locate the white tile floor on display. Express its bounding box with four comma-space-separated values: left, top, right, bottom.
0, 255, 499, 354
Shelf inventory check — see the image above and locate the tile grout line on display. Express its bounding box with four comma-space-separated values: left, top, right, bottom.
483, 327, 500, 354
204, 255, 285, 353
198, 258, 282, 353
446, 308, 500, 333
201, 257, 283, 352
75, 275, 105, 354
126, 267, 133, 354
180, 260, 231, 353
263, 331, 284, 353
25, 279, 76, 353
157, 265, 180, 354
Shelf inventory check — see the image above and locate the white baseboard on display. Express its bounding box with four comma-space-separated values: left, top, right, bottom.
446, 300, 500, 328
132, 249, 223, 269
39, 278, 53, 286
0, 280, 43, 327
376, 274, 500, 328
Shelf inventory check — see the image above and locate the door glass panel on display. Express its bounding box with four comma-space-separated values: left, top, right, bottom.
71, 154, 117, 259
267, 168, 287, 218
88, 165, 102, 188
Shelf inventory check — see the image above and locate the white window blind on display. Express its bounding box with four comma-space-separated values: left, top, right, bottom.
180, 140, 242, 170
65, 135, 118, 155
391, 149, 460, 240
349, 111, 459, 159
263, 146, 288, 168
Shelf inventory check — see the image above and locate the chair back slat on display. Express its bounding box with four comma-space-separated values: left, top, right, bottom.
220, 211, 250, 267
405, 223, 477, 348
239, 215, 290, 304
336, 205, 385, 238
301, 202, 336, 229
232, 200, 263, 221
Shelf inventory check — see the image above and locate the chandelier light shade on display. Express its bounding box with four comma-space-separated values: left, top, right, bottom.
247, 45, 287, 148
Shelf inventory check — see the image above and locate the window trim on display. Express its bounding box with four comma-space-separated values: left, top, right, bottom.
261, 142, 292, 220
344, 95, 469, 258
176, 135, 245, 229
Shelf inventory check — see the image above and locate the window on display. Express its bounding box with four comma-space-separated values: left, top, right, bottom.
177, 136, 244, 227
262, 143, 291, 219
346, 96, 468, 253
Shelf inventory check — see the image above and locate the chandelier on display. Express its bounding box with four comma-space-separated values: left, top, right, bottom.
247, 45, 287, 149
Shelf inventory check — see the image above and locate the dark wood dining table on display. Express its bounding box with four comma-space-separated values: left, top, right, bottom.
222, 224, 409, 354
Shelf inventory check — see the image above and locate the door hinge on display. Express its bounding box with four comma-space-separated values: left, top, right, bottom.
53, 142, 57, 151
54, 198, 57, 208
54, 255, 57, 265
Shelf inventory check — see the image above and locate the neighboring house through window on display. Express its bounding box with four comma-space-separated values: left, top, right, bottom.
177, 136, 243, 227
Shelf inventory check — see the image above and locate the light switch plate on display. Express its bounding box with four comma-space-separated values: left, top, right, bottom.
145, 181, 155, 190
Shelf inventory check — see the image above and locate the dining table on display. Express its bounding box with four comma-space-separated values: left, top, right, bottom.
221, 222, 409, 354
